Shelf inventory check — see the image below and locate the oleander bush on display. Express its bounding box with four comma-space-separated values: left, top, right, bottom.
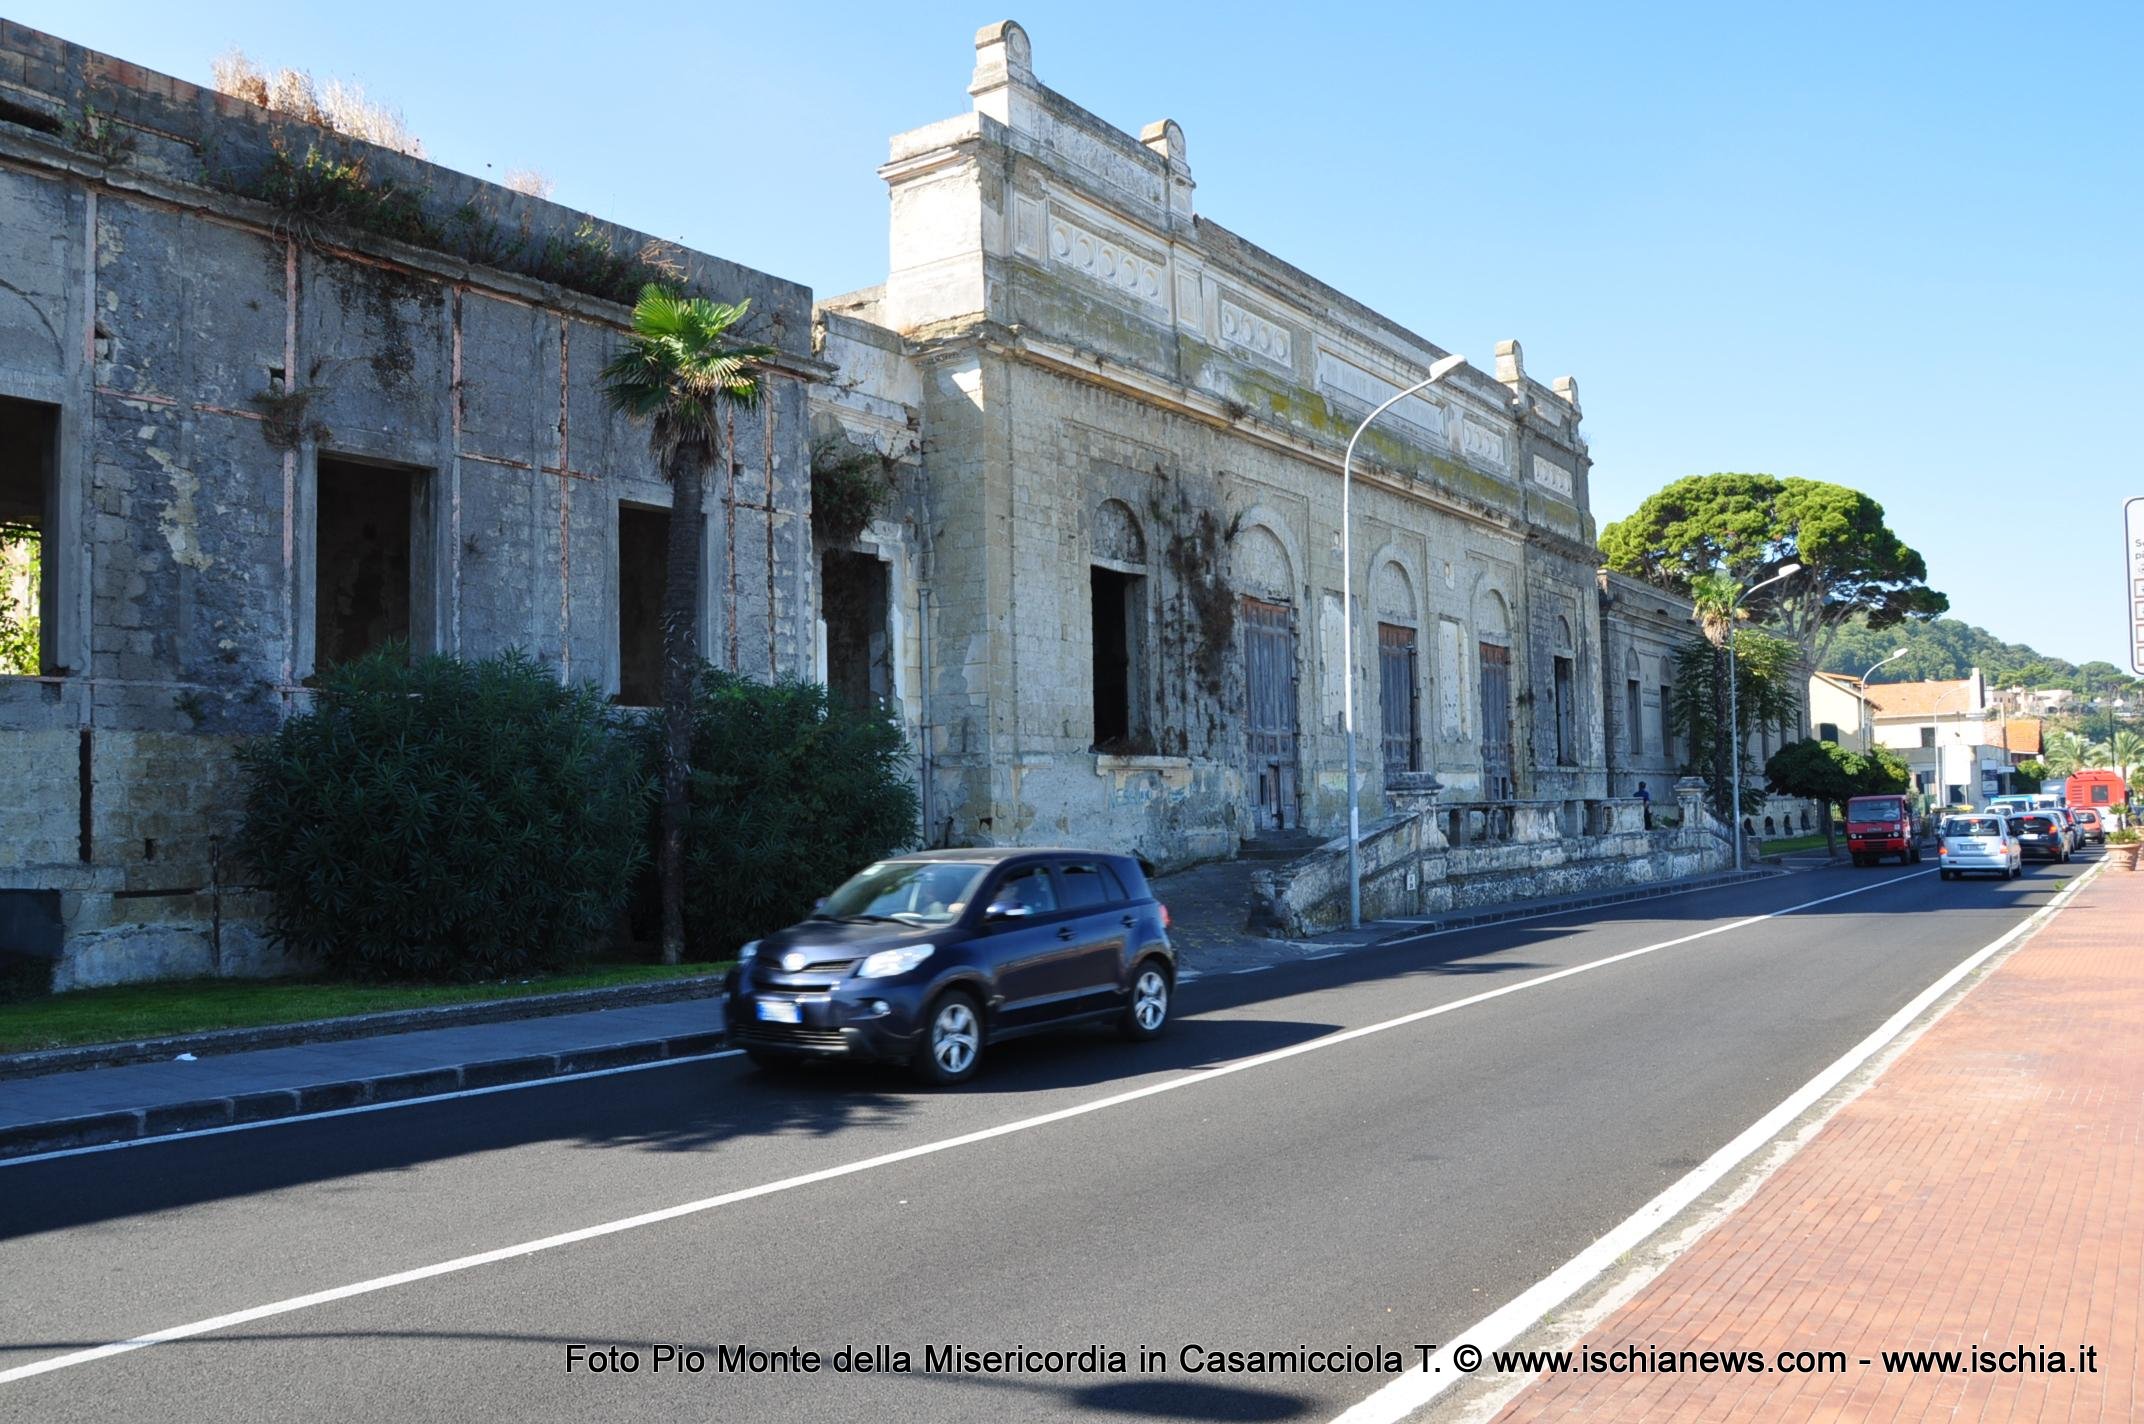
673, 667, 919, 955
236, 646, 652, 980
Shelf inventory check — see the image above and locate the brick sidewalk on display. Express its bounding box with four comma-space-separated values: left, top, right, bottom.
1492, 862, 2143, 1423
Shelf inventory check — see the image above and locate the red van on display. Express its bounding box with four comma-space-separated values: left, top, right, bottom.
1847, 794, 1923, 867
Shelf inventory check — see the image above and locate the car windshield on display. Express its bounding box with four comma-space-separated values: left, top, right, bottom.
1943, 818, 2002, 838
818, 860, 987, 926
1848, 802, 1902, 822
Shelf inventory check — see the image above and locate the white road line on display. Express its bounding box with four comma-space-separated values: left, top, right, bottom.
1328, 862, 2098, 1424
0, 1051, 744, 1169
0, 866, 1939, 1388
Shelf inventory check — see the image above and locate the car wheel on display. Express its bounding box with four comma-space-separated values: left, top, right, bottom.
1909, 846, 1922, 864
912, 990, 984, 1086
1119, 960, 1172, 1042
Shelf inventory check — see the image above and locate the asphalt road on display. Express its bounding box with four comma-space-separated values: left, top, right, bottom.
0, 854, 2088, 1423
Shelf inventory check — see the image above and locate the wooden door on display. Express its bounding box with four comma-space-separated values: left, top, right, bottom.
1379, 623, 1418, 776
1478, 641, 1513, 799
1242, 596, 1299, 830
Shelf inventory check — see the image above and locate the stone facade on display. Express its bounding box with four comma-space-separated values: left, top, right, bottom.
815, 21, 1606, 872
0, 22, 819, 986
1598, 570, 1816, 839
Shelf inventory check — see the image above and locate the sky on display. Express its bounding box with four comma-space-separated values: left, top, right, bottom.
21, 1, 2144, 669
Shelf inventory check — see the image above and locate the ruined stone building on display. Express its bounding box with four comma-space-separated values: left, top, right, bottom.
814, 22, 1607, 871
4, 17, 1744, 988
0, 22, 818, 985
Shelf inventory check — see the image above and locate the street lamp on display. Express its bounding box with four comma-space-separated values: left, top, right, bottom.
1342, 351, 1466, 929
1857, 649, 1907, 749
1727, 562, 1802, 871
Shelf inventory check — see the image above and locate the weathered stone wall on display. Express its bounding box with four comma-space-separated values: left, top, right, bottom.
845, 20, 1606, 871
1253, 785, 1739, 938
0, 21, 820, 986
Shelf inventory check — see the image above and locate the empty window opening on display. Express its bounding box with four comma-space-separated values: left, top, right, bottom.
1553, 656, 1576, 765
1626, 679, 1643, 756
315, 457, 417, 670
1819, 721, 1840, 743
1660, 684, 1674, 763
823, 549, 892, 715
0, 397, 59, 675
1090, 566, 1149, 751
1920, 726, 1936, 748
617, 503, 669, 706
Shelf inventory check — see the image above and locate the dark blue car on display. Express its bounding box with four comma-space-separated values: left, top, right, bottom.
725, 848, 1175, 1085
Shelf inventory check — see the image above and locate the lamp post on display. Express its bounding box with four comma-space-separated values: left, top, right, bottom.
1857, 649, 1907, 751
1727, 562, 1802, 871
1342, 351, 1466, 929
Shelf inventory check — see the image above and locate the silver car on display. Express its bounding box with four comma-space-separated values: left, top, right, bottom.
1939, 815, 2023, 880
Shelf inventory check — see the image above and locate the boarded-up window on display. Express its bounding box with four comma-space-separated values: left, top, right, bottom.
1379, 623, 1418, 775
1438, 619, 1464, 738
1626, 679, 1643, 756
1553, 656, 1576, 765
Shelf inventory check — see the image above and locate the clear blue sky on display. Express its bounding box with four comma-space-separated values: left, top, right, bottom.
25, 2, 2143, 668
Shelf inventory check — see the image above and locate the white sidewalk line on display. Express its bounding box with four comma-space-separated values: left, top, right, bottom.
0, 865, 1941, 1388
1328, 860, 2101, 1424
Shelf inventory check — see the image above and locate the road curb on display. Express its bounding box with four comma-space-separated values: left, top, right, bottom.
1363, 867, 1788, 944
0, 973, 729, 1081
0, 1024, 733, 1162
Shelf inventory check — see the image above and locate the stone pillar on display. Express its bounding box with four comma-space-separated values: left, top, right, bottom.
1674, 777, 1708, 837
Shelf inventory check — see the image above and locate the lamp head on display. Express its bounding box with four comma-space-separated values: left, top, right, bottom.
1428, 353, 1466, 382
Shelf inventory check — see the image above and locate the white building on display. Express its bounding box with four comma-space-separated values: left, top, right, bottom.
1808, 668, 2020, 806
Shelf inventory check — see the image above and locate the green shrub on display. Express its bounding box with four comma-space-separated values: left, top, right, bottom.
236, 646, 651, 980
675, 668, 919, 955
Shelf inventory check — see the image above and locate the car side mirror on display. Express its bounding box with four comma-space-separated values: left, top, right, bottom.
985, 901, 1032, 922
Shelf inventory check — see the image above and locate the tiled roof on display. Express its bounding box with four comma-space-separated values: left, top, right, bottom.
1864, 678, 1977, 719
2002, 718, 2043, 757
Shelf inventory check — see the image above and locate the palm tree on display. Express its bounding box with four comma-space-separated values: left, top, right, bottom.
602, 285, 773, 964
1689, 571, 1738, 819
2110, 728, 2144, 786
2041, 728, 2085, 780
2081, 741, 2114, 770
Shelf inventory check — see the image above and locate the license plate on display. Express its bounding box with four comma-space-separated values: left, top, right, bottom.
755, 999, 802, 1024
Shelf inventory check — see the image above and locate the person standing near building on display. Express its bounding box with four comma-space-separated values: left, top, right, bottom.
1636, 780, 1652, 829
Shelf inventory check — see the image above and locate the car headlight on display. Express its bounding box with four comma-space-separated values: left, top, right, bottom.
857, 944, 934, 979
738, 940, 760, 963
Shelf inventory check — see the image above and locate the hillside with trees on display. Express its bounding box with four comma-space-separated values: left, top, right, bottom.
1819, 614, 2142, 694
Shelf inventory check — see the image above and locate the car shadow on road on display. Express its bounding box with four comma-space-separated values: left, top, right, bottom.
0, 1327, 1324, 1420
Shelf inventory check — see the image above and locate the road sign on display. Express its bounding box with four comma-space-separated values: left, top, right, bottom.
2130, 497, 2144, 675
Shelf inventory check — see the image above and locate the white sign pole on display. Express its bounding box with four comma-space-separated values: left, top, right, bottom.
2128, 496, 2144, 677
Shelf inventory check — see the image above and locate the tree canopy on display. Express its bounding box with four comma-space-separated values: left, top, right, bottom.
1600, 474, 1947, 672
1764, 738, 1910, 854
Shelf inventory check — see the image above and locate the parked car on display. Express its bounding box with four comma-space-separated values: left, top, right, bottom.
1846, 794, 1923, 867
1938, 815, 2023, 880
2072, 807, 2106, 845
1986, 794, 2057, 818
2010, 812, 2071, 863
725, 848, 1176, 1085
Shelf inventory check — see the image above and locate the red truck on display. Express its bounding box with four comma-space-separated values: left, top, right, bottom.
2064, 770, 2128, 814
1846, 793, 1924, 867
